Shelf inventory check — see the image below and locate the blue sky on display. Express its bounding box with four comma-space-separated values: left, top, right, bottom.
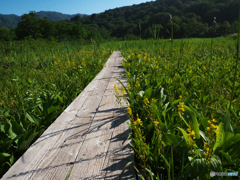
0, 0, 154, 16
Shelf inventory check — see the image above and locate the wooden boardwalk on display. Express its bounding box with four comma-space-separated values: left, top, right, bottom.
2, 51, 136, 180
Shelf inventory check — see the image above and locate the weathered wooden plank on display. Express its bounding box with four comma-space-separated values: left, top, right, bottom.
1, 90, 92, 180
68, 93, 117, 179
27, 94, 105, 180
82, 52, 117, 93
2, 51, 135, 180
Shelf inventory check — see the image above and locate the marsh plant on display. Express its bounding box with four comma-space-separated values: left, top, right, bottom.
0, 39, 112, 177
115, 28, 240, 179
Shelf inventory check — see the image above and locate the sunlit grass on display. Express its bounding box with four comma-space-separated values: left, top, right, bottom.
0, 39, 112, 177
115, 37, 240, 179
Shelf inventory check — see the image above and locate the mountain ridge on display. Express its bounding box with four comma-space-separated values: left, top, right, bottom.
1, 0, 240, 40
0, 11, 87, 29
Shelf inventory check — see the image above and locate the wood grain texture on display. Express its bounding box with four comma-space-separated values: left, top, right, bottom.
2, 51, 135, 180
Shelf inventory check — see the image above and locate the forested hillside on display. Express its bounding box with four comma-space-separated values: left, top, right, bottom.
0, 12, 86, 29
79, 0, 240, 39
0, 0, 240, 41
0, 14, 21, 29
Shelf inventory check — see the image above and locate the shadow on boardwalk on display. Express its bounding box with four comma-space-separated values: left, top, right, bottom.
7, 110, 134, 180
2, 51, 135, 180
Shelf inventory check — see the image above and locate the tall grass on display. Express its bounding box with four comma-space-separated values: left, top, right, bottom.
115, 37, 240, 179
0, 39, 112, 177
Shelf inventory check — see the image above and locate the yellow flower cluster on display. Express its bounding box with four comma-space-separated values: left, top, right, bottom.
127, 83, 131, 90
144, 55, 147, 61
143, 97, 150, 106
135, 81, 140, 89
204, 118, 218, 164
187, 126, 196, 144
121, 88, 127, 96
186, 125, 197, 156
178, 100, 185, 116
128, 105, 133, 119
151, 98, 157, 104
114, 83, 120, 96
137, 54, 142, 59
134, 125, 148, 166
133, 116, 143, 126
81, 59, 86, 68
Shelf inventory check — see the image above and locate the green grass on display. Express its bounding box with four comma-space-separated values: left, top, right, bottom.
0, 38, 112, 177
1, 36, 240, 179
114, 37, 240, 179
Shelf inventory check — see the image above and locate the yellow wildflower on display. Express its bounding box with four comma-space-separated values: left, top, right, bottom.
127, 83, 131, 90
136, 118, 143, 126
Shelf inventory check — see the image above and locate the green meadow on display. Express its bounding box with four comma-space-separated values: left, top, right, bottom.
115, 37, 240, 180
0, 39, 112, 177
0, 36, 240, 179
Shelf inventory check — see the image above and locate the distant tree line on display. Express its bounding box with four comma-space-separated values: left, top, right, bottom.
0, 0, 239, 42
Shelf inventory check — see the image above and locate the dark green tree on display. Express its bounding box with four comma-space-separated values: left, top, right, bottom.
15, 11, 43, 39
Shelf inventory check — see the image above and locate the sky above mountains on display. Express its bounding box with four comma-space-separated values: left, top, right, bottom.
0, 0, 154, 16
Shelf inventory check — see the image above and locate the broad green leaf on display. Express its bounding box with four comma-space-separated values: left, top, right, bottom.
198, 115, 208, 129
1, 153, 10, 157
9, 154, 14, 165
222, 111, 233, 133
162, 133, 181, 146
0, 153, 11, 164
26, 112, 40, 126
214, 123, 224, 151
183, 105, 200, 139
18, 128, 42, 153
209, 154, 222, 172
180, 116, 190, 128
188, 104, 199, 116
229, 107, 238, 120
1, 124, 6, 133
199, 130, 210, 142
228, 143, 240, 159
203, 95, 209, 104
223, 134, 240, 150
47, 105, 60, 114
218, 150, 232, 162
188, 157, 205, 174
0, 138, 14, 152
4, 110, 10, 117
63, 73, 69, 80
7, 120, 17, 139
145, 87, 153, 99
58, 95, 64, 104
178, 127, 190, 145
11, 120, 26, 137
213, 123, 234, 152
223, 132, 234, 145
170, 99, 182, 106
45, 112, 59, 123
